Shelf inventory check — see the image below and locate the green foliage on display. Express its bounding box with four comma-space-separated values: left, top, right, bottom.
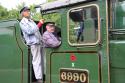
0, 1, 59, 22
0, 3, 42, 21
16, 2, 26, 11
43, 13, 61, 26
48, 0, 57, 2
0, 5, 9, 20
29, 4, 42, 21
32, 13, 42, 21
7, 9, 19, 19
0, 3, 25, 20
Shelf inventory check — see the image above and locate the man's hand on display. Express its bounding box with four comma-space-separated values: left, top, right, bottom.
40, 19, 44, 24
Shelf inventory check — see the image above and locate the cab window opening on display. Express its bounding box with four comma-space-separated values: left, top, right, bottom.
68, 5, 99, 46
42, 13, 62, 37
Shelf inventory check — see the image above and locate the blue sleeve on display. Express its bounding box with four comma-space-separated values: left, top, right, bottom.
20, 22, 38, 35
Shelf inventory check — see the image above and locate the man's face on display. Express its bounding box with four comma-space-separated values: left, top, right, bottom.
22, 10, 30, 18
46, 25, 55, 33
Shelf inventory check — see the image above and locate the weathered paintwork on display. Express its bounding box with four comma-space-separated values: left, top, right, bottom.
42, 0, 109, 83
0, 20, 28, 83
0, 0, 125, 83
42, 0, 125, 83
50, 53, 100, 82
109, 0, 125, 83
110, 41, 125, 83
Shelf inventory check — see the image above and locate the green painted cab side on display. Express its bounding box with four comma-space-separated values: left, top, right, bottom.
109, 41, 125, 83
44, 0, 110, 83
0, 20, 28, 83
1, 0, 125, 83
51, 53, 100, 83
109, 0, 125, 83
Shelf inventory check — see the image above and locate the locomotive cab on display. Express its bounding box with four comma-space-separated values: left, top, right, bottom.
40, 0, 102, 83
1, 0, 125, 83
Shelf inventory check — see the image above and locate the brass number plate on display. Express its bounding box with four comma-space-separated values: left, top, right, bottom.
60, 68, 89, 83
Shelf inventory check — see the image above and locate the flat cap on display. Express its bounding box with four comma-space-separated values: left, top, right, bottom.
45, 22, 55, 27
20, 7, 30, 14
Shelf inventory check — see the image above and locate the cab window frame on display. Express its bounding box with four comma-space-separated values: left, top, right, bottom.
112, 0, 125, 29
67, 4, 101, 46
